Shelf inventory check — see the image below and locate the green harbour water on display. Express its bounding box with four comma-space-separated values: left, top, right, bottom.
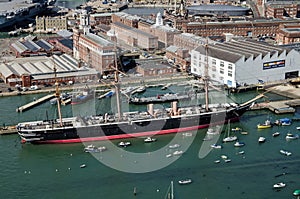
0, 84, 300, 198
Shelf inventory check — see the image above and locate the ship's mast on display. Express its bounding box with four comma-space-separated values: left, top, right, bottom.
113, 46, 122, 121
53, 59, 63, 126
204, 38, 209, 112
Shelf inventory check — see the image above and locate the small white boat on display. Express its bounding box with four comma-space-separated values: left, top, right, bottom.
241, 131, 248, 135
178, 179, 192, 185
224, 159, 231, 163
206, 128, 220, 135
173, 150, 183, 156
80, 164, 86, 168
118, 141, 131, 147
166, 154, 172, 158
234, 141, 245, 147
84, 144, 107, 153
144, 137, 156, 143
296, 127, 300, 130
169, 144, 180, 149
258, 136, 266, 143
280, 149, 292, 156
221, 155, 228, 159
273, 182, 286, 188
223, 136, 237, 142
238, 151, 245, 155
272, 132, 280, 137
210, 144, 222, 149
232, 127, 242, 132
214, 160, 221, 163
182, 132, 193, 137
285, 133, 299, 141
223, 122, 238, 142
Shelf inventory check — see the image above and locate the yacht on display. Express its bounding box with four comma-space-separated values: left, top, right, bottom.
144, 137, 156, 143
272, 132, 280, 137
178, 179, 192, 185
173, 150, 183, 156
118, 141, 131, 147
84, 144, 106, 153
257, 120, 272, 129
273, 182, 286, 188
234, 141, 245, 147
280, 149, 292, 156
285, 133, 299, 141
258, 136, 266, 143
210, 144, 222, 149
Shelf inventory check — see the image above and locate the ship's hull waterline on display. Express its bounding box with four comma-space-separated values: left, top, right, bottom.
17, 104, 250, 144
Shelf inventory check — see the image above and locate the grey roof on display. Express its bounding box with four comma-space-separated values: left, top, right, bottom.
36, 39, 53, 51
0, 63, 14, 78
85, 33, 114, 47
23, 40, 41, 52
187, 5, 250, 11
0, 54, 95, 79
137, 61, 173, 70
91, 13, 112, 17
194, 39, 288, 63
194, 44, 242, 63
56, 30, 73, 38
31, 68, 98, 80
166, 45, 178, 53
11, 41, 28, 53
58, 38, 73, 50
152, 25, 181, 33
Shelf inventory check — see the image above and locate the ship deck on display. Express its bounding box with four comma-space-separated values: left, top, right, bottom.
0, 0, 40, 14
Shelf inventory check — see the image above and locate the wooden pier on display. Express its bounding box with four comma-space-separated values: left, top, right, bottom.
16, 94, 55, 112
0, 126, 17, 135
250, 99, 300, 114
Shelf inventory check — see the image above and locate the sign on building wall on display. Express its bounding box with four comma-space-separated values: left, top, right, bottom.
263, 60, 285, 70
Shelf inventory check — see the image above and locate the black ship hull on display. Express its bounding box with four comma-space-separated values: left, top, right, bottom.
18, 104, 250, 144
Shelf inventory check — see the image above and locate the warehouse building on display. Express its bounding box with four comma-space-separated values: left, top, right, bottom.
0, 54, 98, 87
191, 39, 300, 88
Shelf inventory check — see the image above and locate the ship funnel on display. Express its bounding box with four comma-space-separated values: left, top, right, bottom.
172, 101, 178, 115
147, 104, 154, 116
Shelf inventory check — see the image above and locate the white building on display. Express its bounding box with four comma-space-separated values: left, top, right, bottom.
191, 39, 300, 88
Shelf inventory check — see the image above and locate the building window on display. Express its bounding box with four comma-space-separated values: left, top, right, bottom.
228, 64, 232, 70
220, 61, 224, 68
220, 68, 224, 74
228, 71, 232, 77
212, 59, 216, 65
212, 65, 216, 71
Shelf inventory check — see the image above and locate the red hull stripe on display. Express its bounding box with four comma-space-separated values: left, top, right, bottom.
35, 117, 240, 144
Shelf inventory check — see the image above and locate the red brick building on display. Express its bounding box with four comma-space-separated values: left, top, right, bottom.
111, 12, 141, 28
165, 45, 190, 71
277, 23, 300, 45
73, 28, 116, 74
182, 19, 300, 38
136, 60, 176, 76
266, 2, 299, 19
90, 13, 112, 26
